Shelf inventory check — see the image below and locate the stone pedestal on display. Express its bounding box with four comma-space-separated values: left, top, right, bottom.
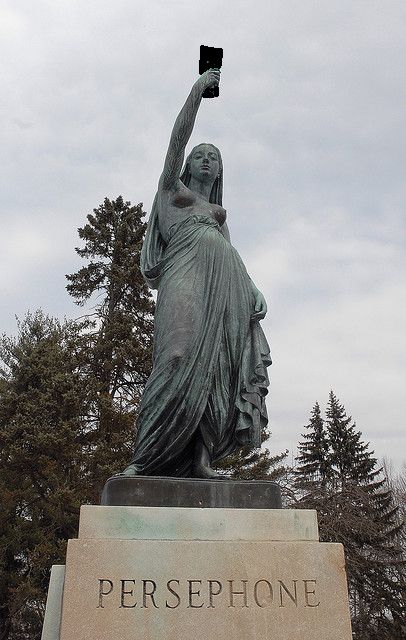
41, 565, 65, 640
42, 494, 352, 639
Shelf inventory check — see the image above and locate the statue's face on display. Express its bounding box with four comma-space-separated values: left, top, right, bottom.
189, 144, 220, 183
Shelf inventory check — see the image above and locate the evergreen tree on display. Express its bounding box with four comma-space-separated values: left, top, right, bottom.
326, 391, 378, 489
294, 401, 330, 492
293, 392, 405, 639
0, 312, 93, 640
66, 196, 155, 489
66, 195, 154, 403
0, 196, 155, 637
215, 425, 288, 484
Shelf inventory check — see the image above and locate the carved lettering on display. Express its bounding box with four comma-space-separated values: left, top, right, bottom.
207, 580, 223, 608
253, 580, 273, 608
166, 580, 181, 609
228, 580, 249, 608
95, 575, 323, 611
97, 579, 113, 608
303, 580, 320, 607
278, 580, 298, 607
187, 580, 204, 608
141, 580, 159, 609
120, 580, 137, 608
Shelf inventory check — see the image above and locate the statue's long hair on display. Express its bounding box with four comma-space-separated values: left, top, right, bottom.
141, 143, 223, 288
180, 143, 223, 206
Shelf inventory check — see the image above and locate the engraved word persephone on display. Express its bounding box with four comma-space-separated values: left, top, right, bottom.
97, 577, 321, 610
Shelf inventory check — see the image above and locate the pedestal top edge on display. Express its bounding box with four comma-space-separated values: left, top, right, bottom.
104, 475, 281, 485
81, 504, 317, 517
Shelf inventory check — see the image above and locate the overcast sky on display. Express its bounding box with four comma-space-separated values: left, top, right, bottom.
1, 1, 405, 471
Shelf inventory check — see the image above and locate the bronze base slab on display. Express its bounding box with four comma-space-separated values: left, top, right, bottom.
101, 475, 282, 509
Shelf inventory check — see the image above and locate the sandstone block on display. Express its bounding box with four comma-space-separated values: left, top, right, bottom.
78, 505, 319, 541
41, 565, 65, 640
60, 538, 352, 640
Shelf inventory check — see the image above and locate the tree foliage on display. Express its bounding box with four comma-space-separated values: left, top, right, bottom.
294, 401, 329, 490
294, 391, 405, 639
0, 312, 92, 639
66, 195, 154, 404
216, 424, 289, 487
0, 196, 155, 639
1, 196, 405, 640
65, 196, 155, 491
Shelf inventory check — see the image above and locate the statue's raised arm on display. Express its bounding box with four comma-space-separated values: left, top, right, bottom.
159, 69, 221, 192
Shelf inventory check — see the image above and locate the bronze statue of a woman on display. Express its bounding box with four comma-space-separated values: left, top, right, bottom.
123, 69, 271, 479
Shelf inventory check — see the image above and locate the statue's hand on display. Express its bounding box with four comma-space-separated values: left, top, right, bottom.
251, 286, 267, 321
196, 68, 221, 95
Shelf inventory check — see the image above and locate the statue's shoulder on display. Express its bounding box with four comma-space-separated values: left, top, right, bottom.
158, 179, 192, 205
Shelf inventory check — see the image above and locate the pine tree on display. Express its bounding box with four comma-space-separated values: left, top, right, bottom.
66, 196, 154, 403
326, 391, 378, 489
0, 197, 155, 637
215, 425, 289, 484
0, 312, 93, 640
66, 196, 155, 490
294, 401, 330, 492
293, 392, 405, 639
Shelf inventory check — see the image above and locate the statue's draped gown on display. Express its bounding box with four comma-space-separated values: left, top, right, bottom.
129, 201, 271, 477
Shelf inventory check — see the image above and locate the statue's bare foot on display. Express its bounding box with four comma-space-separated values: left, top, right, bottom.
193, 434, 228, 480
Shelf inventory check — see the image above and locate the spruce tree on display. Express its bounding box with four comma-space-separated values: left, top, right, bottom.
326, 391, 378, 489
66, 196, 154, 403
326, 392, 404, 638
66, 196, 155, 489
294, 401, 330, 492
215, 425, 288, 484
294, 392, 405, 639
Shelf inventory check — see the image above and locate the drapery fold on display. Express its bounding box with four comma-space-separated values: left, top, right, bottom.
131, 214, 271, 476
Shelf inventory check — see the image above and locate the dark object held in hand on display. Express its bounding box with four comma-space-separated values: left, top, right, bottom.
199, 45, 223, 98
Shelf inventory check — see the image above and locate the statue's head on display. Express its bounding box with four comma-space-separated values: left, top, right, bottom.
180, 143, 223, 206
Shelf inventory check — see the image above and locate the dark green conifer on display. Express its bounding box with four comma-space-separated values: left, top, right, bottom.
294, 401, 330, 492
215, 425, 288, 484
66, 196, 155, 490
66, 196, 154, 403
0, 312, 92, 639
294, 392, 405, 639
326, 390, 378, 489
0, 196, 155, 638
